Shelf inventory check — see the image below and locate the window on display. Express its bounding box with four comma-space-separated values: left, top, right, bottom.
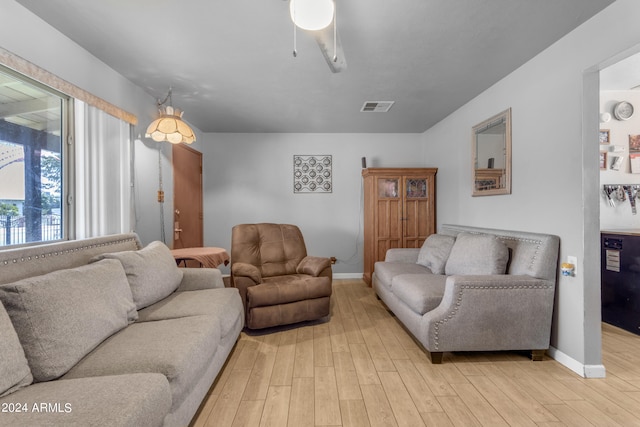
0, 67, 69, 247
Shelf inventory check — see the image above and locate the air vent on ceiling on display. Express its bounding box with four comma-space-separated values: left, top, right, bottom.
360, 101, 395, 113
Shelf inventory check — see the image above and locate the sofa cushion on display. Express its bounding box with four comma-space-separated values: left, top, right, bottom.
0, 259, 137, 382
94, 240, 183, 310
63, 315, 221, 412
0, 373, 171, 427
176, 268, 225, 291
391, 274, 448, 314
445, 232, 509, 275
417, 234, 456, 274
374, 261, 432, 292
137, 287, 244, 337
0, 301, 33, 397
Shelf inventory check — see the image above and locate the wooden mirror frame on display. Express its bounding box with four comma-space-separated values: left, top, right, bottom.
472, 108, 512, 196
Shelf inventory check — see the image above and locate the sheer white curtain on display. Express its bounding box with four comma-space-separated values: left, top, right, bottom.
75, 99, 132, 239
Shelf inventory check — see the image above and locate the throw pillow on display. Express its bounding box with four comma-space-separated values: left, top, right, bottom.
0, 259, 137, 382
93, 241, 183, 310
416, 234, 456, 274
0, 301, 33, 397
444, 232, 509, 275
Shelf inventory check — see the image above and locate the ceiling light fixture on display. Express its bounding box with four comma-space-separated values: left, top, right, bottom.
288, 0, 345, 72
145, 87, 196, 145
290, 0, 334, 31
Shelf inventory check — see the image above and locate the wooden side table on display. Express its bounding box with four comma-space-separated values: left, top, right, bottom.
170, 247, 230, 268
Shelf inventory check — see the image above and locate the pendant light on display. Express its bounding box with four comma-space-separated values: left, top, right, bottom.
145, 88, 196, 145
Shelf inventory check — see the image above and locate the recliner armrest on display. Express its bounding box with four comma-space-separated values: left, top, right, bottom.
297, 256, 331, 277
232, 262, 262, 284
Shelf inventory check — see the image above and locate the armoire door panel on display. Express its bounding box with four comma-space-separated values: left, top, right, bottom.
404, 199, 418, 239
389, 200, 402, 239
376, 199, 401, 239
403, 238, 423, 248
417, 200, 429, 236
376, 200, 388, 237
405, 198, 430, 240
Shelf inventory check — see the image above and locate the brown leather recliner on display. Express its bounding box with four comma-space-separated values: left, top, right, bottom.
231, 223, 333, 329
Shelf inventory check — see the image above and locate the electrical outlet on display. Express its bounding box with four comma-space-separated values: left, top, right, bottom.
567, 256, 578, 276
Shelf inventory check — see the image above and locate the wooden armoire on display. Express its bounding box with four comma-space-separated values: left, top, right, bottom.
362, 168, 437, 285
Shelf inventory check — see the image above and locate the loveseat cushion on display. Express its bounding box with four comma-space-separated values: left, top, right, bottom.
0, 373, 171, 427
62, 315, 221, 412
445, 232, 509, 275
391, 274, 448, 314
373, 261, 432, 291
0, 301, 32, 397
137, 287, 244, 337
94, 241, 183, 310
417, 234, 456, 274
0, 259, 137, 382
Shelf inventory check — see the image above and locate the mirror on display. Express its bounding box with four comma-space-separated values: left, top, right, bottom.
472, 108, 511, 196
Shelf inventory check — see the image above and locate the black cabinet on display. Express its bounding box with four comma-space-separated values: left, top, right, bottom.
601, 232, 640, 335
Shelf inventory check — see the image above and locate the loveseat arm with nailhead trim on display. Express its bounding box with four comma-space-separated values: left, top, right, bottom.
421, 275, 555, 355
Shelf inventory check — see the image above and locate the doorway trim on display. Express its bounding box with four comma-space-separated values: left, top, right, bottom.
576, 41, 640, 378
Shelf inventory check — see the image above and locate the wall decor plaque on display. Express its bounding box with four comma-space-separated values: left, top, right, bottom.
293, 155, 332, 193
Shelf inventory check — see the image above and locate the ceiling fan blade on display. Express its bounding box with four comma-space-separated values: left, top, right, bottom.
313, 26, 347, 73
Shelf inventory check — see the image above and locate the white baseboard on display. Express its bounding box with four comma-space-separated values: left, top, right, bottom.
333, 273, 364, 280
584, 364, 607, 378
547, 346, 606, 378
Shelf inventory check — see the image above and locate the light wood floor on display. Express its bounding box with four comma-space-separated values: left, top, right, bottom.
192, 279, 640, 427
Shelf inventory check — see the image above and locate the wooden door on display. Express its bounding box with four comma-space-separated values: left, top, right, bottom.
172, 144, 203, 250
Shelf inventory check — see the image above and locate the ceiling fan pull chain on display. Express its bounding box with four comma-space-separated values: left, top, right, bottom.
333, 0, 337, 62
292, 1, 298, 57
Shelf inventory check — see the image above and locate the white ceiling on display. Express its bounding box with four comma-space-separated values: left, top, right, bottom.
601, 52, 640, 91
17, 0, 614, 133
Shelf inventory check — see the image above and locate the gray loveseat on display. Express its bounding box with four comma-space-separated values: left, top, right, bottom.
373, 224, 560, 364
0, 233, 244, 427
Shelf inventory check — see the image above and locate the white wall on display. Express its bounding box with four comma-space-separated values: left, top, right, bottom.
600, 90, 640, 229
200, 133, 426, 275
0, 1, 200, 247
422, 0, 640, 375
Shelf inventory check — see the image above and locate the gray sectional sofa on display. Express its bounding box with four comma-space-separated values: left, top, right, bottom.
373, 224, 560, 363
0, 233, 244, 427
